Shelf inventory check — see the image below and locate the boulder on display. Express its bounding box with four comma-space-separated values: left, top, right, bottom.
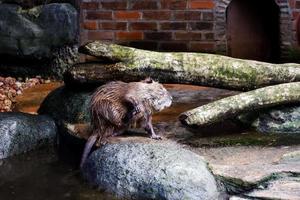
238, 105, 300, 134
246, 177, 300, 200
0, 3, 78, 59
0, 112, 56, 159
1, 0, 78, 9
38, 86, 92, 123
197, 146, 300, 195
81, 142, 220, 200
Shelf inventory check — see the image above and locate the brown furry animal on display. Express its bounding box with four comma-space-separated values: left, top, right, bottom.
80, 78, 172, 167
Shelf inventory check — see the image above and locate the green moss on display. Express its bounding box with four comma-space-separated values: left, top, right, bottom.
215, 134, 277, 146
184, 130, 300, 148
286, 48, 300, 62
111, 45, 136, 63
18, 6, 43, 18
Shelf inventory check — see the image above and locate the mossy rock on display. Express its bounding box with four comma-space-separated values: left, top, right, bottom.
238, 105, 300, 134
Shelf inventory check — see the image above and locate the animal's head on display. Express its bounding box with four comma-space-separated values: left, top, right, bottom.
141, 78, 172, 112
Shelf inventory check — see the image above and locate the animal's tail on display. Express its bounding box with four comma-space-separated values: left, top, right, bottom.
80, 134, 98, 168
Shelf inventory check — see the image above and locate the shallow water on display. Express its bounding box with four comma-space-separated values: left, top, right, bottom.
0, 148, 117, 200
3, 82, 300, 199
13, 82, 63, 114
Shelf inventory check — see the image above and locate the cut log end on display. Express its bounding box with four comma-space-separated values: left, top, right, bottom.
178, 114, 189, 126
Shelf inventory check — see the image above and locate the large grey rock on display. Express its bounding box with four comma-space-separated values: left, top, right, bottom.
0, 112, 56, 159
246, 177, 300, 200
1, 0, 77, 9
0, 3, 78, 59
196, 146, 300, 194
238, 105, 300, 134
0, 45, 79, 79
81, 142, 220, 200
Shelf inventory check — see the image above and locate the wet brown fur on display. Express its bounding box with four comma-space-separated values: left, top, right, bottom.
80, 78, 172, 167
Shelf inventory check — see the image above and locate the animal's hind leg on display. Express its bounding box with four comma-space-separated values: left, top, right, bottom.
80, 134, 98, 168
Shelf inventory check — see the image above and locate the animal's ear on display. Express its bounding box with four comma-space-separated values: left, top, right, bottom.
142, 77, 153, 83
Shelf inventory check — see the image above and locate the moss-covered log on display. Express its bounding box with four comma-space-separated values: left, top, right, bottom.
64, 62, 155, 88
179, 82, 300, 126
76, 41, 300, 91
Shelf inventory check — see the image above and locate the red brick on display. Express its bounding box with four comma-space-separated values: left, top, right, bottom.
160, 22, 187, 30
81, 2, 99, 10
174, 32, 202, 40
83, 21, 98, 30
161, 0, 187, 9
293, 11, 300, 20
88, 31, 114, 40
174, 11, 201, 20
189, 1, 215, 9
130, 22, 157, 30
100, 22, 127, 30
144, 32, 172, 40
190, 42, 215, 52
204, 32, 214, 40
130, 1, 158, 9
86, 11, 112, 20
116, 32, 143, 40
289, 0, 295, 8
159, 42, 188, 51
293, 19, 297, 31
189, 22, 213, 30
143, 11, 171, 20
114, 11, 141, 20
202, 12, 214, 21
101, 1, 127, 10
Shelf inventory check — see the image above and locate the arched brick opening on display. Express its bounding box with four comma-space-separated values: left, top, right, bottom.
226, 0, 280, 62
215, 0, 291, 62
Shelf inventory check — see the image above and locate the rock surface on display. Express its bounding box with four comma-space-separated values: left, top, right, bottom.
240, 105, 300, 134
1, 0, 78, 8
196, 146, 300, 197
82, 142, 220, 200
0, 112, 56, 159
0, 3, 78, 59
246, 177, 300, 200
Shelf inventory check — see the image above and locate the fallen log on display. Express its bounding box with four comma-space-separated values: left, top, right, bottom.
179, 82, 300, 127
64, 62, 153, 88
75, 41, 300, 91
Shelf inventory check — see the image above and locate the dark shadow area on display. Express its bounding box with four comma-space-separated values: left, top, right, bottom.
226, 0, 280, 63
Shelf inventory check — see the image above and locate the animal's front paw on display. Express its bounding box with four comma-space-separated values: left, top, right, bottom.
150, 134, 162, 140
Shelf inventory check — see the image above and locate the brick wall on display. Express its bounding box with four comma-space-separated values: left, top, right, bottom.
80, 0, 216, 53
80, 0, 300, 61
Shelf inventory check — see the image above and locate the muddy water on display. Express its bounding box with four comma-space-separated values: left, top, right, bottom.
2, 82, 299, 199
13, 82, 63, 114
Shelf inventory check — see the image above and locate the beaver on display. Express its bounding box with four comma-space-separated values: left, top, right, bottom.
80, 78, 172, 167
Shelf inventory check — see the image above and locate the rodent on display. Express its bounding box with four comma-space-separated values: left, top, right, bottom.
80, 78, 172, 167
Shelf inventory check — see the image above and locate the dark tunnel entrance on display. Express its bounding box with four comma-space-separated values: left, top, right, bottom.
226, 0, 280, 62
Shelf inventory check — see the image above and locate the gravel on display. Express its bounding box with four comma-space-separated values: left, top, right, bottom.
0, 76, 50, 112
